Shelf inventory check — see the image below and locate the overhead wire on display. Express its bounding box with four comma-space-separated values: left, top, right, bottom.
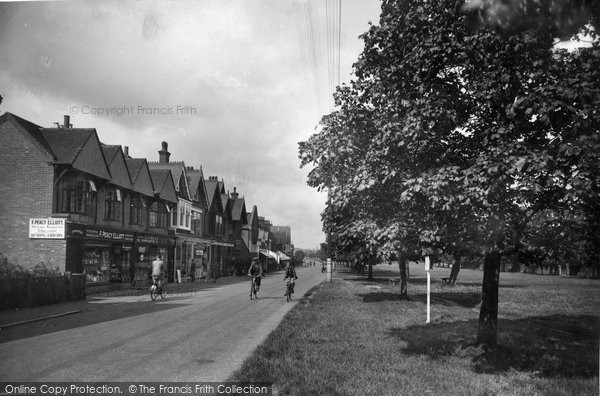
293, 0, 343, 115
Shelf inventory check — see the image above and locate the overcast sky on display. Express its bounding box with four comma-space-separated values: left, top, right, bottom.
0, 0, 382, 250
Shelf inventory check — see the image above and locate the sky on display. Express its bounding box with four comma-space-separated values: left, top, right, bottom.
0, 0, 383, 250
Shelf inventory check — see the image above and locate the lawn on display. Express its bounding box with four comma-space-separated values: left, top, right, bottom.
229, 263, 599, 395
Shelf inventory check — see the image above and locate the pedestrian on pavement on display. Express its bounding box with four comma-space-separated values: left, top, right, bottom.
190, 258, 197, 282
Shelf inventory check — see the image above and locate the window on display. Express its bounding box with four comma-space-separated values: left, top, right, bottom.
186, 207, 191, 228
150, 202, 169, 229
216, 215, 223, 236
104, 188, 121, 221
62, 174, 93, 215
130, 196, 143, 225
172, 206, 178, 227
192, 211, 203, 235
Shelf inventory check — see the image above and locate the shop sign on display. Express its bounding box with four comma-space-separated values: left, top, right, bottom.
135, 233, 169, 245
67, 223, 86, 237
29, 218, 66, 239
86, 226, 134, 242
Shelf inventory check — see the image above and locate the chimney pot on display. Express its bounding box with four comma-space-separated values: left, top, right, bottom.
158, 141, 171, 163
63, 115, 70, 128
124, 146, 129, 156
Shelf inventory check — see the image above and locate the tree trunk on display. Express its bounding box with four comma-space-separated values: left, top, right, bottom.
477, 250, 501, 348
398, 254, 408, 297
367, 261, 373, 280
449, 253, 461, 284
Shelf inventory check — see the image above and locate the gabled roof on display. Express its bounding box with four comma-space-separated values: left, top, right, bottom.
204, 179, 219, 208
230, 196, 247, 223
186, 167, 209, 209
0, 112, 53, 155
101, 144, 132, 189
126, 158, 155, 197
40, 127, 111, 180
221, 193, 230, 216
148, 161, 191, 201
149, 169, 178, 204
243, 205, 258, 230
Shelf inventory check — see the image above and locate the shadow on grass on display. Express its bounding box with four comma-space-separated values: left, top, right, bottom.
357, 292, 412, 303
357, 290, 481, 309
387, 314, 599, 378
406, 277, 525, 289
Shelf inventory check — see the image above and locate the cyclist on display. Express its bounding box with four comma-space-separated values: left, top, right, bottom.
284, 262, 298, 295
248, 258, 263, 294
151, 254, 166, 290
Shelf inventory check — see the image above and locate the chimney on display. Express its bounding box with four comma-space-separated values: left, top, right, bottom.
63, 115, 71, 128
123, 146, 129, 157
231, 187, 239, 200
158, 141, 170, 163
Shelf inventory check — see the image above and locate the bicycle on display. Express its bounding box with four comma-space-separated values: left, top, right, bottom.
250, 275, 259, 300
284, 278, 294, 302
150, 275, 167, 301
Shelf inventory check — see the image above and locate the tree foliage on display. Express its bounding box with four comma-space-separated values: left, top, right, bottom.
299, 0, 599, 347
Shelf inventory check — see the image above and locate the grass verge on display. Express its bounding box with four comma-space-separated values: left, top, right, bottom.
229, 263, 599, 395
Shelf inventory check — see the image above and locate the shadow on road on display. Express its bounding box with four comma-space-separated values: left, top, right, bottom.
0, 299, 192, 344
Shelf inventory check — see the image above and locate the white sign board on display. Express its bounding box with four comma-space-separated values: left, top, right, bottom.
29, 218, 66, 239
425, 256, 430, 271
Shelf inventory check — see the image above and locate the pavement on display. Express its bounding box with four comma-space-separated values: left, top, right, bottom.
0, 274, 252, 330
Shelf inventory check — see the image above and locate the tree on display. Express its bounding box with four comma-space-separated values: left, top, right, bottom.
299, 0, 599, 348
293, 250, 305, 263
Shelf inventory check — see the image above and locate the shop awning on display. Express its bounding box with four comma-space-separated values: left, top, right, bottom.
276, 251, 291, 261
259, 249, 278, 260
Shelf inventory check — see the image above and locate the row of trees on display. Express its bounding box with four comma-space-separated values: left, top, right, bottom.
299, 0, 599, 348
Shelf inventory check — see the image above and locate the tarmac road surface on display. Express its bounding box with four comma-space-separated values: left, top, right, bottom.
0, 265, 324, 382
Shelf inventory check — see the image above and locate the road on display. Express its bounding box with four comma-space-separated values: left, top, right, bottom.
0, 265, 324, 381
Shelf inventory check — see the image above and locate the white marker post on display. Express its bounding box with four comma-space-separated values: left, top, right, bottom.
326, 258, 332, 282
425, 256, 431, 324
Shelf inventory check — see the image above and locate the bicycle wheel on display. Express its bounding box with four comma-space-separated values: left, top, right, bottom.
150, 285, 157, 301
250, 279, 255, 300
160, 282, 167, 299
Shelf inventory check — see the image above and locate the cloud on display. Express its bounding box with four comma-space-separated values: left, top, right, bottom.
0, 0, 382, 249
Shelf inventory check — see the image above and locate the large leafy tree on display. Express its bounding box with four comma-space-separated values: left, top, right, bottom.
300, 0, 599, 348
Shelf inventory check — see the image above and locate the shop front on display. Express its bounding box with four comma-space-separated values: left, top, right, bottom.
174, 234, 213, 282
65, 223, 135, 287
133, 231, 174, 286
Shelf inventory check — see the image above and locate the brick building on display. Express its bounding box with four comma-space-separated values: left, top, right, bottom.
0, 113, 178, 292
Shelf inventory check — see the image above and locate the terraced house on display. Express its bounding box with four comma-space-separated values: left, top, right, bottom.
0, 113, 261, 298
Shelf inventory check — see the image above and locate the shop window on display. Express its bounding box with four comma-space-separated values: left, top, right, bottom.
83, 248, 110, 284
130, 196, 143, 225
62, 174, 93, 215
105, 188, 121, 221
